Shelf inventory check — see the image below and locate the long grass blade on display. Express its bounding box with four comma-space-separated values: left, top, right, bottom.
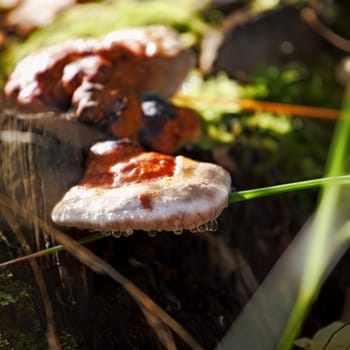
229, 175, 350, 203
277, 70, 350, 349
218, 83, 350, 350
0, 194, 203, 350
0, 233, 106, 268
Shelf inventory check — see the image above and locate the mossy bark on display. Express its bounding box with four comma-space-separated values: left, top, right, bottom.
0, 108, 104, 348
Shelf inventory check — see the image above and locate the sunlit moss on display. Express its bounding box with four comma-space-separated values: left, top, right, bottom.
250, 0, 280, 13
245, 112, 292, 134
207, 124, 235, 143
2, 0, 207, 74
179, 70, 242, 122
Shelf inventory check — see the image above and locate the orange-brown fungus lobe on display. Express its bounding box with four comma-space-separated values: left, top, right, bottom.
144, 105, 201, 154
110, 152, 175, 187
107, 92, 145, 141
80, 140, 175, 188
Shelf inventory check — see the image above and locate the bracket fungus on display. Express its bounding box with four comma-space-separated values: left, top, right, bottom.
51, 140, 232, 236
4, 25, 194, 113
4, 25, 200, 154
3, 25, 232, 236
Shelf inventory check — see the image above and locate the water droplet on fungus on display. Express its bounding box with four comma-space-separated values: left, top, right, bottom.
147, 230, 157, 237
112, 231, 122, 239
173, 228, 183, 235
122, 229, 133, 237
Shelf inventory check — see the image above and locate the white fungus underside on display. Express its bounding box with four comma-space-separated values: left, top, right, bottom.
51, 156, 231, 232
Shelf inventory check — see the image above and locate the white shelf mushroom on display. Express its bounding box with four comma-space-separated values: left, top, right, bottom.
51, 139, 231, 236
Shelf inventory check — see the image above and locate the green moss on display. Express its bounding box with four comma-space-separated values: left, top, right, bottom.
0, 270, 46, 350
59, 331, 78, 350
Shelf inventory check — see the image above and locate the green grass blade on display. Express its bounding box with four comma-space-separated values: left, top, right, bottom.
0, 233, 106, 268
277, 83, 350, 348
229, 175, 350, 203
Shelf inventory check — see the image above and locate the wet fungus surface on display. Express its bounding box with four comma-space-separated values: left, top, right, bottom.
51, 140, 232, 234
4, 25, 194, 112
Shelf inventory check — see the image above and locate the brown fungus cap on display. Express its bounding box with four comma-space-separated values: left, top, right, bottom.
4, 25, 194, 112
51, 140, 231, 234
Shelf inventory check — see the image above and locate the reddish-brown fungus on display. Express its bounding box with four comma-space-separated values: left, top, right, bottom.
4, 25, 200, 153
5, 25, 194, 112
51, 140, 231, 234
